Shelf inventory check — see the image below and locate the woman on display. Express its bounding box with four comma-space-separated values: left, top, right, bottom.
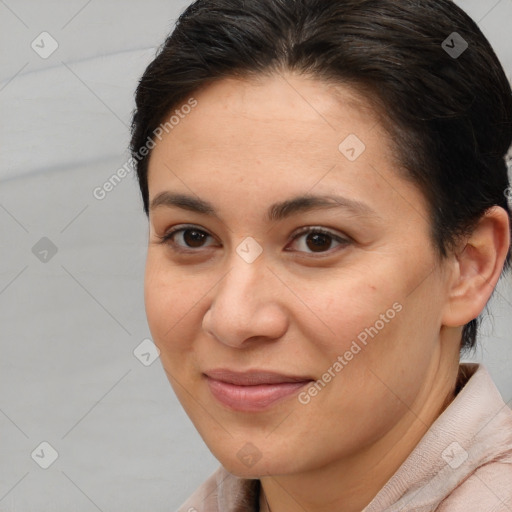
130, 0, 512, 510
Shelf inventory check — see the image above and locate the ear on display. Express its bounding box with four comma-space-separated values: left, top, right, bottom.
442, 206, 510, 327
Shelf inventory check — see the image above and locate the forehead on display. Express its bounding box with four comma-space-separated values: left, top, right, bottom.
163, 72, 381, 143
190, 72, 373, 118
148, 72, 392, 177
145, 72, 427, 225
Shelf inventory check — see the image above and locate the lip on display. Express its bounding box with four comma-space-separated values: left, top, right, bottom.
204, 369, 314, 412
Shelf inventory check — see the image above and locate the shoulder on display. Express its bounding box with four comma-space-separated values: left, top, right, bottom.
176, 465, 226, 511
364, 365, 512, 512
435, 366, 512, 511
436, 457, 512, 512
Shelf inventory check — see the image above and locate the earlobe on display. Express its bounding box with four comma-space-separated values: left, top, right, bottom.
442, 206, 511, 327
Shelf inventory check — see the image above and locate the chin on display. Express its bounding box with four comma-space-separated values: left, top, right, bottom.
215, 447, 296, 479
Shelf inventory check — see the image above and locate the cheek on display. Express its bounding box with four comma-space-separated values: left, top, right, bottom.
144, 254, 203, 354
298, 270, 399, 358
310, 281, 443, 423
295, 260, 437, 412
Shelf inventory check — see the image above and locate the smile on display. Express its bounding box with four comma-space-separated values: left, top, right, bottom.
203, 369, 314, 412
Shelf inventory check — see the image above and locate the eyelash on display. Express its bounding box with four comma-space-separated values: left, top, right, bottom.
155, 224, 351, 257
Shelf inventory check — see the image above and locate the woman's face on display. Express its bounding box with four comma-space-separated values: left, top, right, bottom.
144, 73, 457, 477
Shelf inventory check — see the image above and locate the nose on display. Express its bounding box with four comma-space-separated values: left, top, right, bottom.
202, 256, 289, 349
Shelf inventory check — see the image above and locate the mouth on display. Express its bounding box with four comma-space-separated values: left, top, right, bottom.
203, 369, 315, 412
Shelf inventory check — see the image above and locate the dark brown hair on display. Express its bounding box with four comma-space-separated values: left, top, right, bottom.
130, 0, 512, 353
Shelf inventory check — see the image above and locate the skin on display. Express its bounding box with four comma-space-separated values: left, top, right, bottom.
143, 72, 510, 512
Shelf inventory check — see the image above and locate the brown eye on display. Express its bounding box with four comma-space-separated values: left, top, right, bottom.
157, 225, 216, 252
288, 227, 351, 255
304, 232, 333, 252
181, 229, 209, 248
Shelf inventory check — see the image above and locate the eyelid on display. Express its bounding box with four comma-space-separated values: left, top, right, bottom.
290, 225, 352, 243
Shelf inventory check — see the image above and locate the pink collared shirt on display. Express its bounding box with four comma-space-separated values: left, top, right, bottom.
178, 363, 512, 511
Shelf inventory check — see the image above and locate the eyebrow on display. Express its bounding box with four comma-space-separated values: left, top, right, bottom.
149, 191, 378, 222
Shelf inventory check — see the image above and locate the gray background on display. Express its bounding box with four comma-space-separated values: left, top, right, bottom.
0, 1, 511, 510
